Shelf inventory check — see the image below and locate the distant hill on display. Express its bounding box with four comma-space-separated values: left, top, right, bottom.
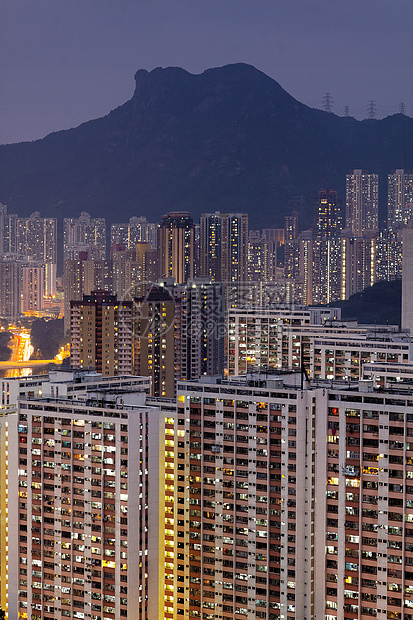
330, 280, 402, 327
1, 63, 413, 229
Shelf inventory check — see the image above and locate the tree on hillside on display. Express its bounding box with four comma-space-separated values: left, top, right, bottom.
0, 332, 12, 362
30, 318, 66, 360
329, 280, 401, 327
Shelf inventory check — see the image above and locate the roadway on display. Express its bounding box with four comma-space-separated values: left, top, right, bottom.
0, 327, 67, 377
0, 359, 57, 370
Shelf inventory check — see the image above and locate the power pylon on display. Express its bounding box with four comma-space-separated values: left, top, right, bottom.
367, 100, 377, 120
322, 93, 333, 113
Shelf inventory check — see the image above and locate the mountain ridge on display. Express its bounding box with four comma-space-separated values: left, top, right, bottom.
0, 63, 412, 229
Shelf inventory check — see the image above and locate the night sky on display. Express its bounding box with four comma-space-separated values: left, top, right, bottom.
1, 0, 412, 145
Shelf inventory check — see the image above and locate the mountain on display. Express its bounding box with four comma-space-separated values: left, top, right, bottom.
329, 280, 402, 327
1, 63, 413, 229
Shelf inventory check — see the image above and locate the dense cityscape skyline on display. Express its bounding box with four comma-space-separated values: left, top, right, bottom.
0, 177, 413, 617
1, 4, 413, 618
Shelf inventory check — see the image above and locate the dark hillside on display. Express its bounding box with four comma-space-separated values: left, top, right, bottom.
1, 64, 412, 229
330, 280, 402, 327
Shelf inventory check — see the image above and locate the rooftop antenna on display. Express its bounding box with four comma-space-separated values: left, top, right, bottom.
322, 92, 333, 113
399, 102, 406, 115
367, 100, 377, 120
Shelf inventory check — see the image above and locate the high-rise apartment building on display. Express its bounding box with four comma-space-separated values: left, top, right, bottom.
281, 181, 379, 304
158, 212, 195, 284
228, 306, 339, 375
82, 260, 112, 296
341, 230, 377, 299
228, 307, 411, 378
200, 212, 223, 281
63, 259, 84, 332
4, 362, 413, 618
262, 228, 285, 244
21, 264, 44, 313
63, 258, 112, 333
388, 169, 413, 230
311, 236, 342, 304
15, 212, 57, 295
0, 203, 17, 255
248, 231, 275, 283
297, 229, 313, 305
70, 291, 134, 375
111, 245, 149, 301
169, 279, 225, 381
0, 257, 21, 319
135, 280, 226, 396
12, 375, 164, 620
0, 371, 153, 618
221, 213, 248, 284
402, 226, 413, 336
0, 402, 18, 618
135, 241, 156, 294
284, 211, 299, 279
0, 370, 152, 409
314, 189, 343, 237
165, 372, 316, 619
319, 378, 413, 620
362, 360, 413, 388
164, 370, 413, 620
346, 170, 379, 236
111, 216, 157, 251
15, 212, 57, 264
134, 285, 176, 397
69, 276, 225, 397
141, 247, 160, 288
200, 212, 249, 283
376, 230, 403, 282
63, 212, 106, 261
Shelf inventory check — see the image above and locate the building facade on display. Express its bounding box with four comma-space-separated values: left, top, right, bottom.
14, 385, 163, 620
0, 257, 22, 319
228, 308, 411, 379
158, 212, 195, 284
402, 226, 413, 336
164, 372, 413, 620
388, 169, 413, 230
169, 280, 225, 381
346, 170, 379, 236
200, 212, 248, 284
63, 258, 113, 333
70, 291, 134, 376
341, 231, 377, 299
111, 217, 157, 251
313, 190, 343, 237
134, 285, 176, 398
63, 212, 106, 261
0, 203, 17, 256
21, 265, 44, 314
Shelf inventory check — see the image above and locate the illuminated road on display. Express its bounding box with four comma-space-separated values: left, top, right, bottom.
0, 327, 69, 377
0, 359, 57, 370
3, 328, 35, 377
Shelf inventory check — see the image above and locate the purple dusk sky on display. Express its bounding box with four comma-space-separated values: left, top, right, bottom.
0, 0, 412, 145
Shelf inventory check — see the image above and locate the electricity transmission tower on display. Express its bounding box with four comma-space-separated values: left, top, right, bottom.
367, 100, 377, 119
322, 93, 333, 113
